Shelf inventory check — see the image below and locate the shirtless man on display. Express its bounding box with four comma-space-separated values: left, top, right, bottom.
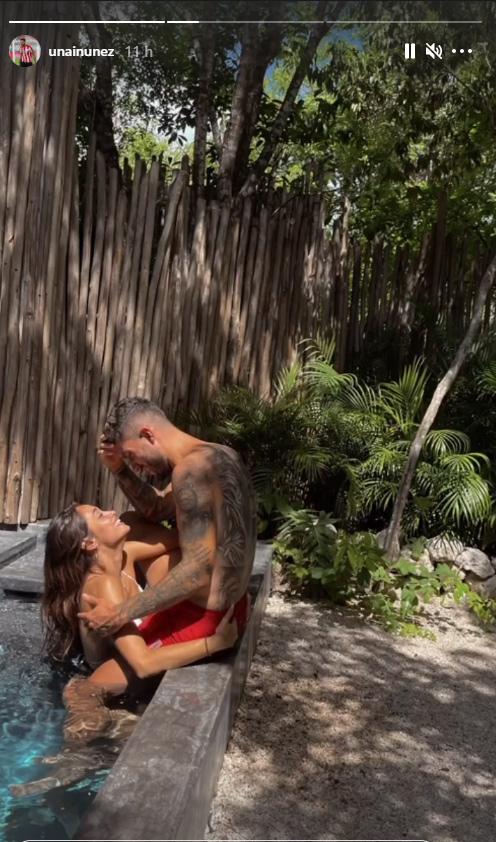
78, 397, 258, 640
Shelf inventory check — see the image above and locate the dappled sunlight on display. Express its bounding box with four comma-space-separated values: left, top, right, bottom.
208, 593, 496, 842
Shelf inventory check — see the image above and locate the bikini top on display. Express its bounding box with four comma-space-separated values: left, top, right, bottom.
120, 569, 144, 626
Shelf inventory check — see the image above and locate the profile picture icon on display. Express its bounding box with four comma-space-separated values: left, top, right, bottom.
9, 34, 41, 67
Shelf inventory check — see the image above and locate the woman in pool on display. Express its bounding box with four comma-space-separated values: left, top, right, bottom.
43, 503, 237, 740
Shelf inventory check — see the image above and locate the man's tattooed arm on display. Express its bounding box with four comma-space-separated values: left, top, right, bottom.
117, 463, 216, 622
115, 464, 175, 523
208, 446, 257, 609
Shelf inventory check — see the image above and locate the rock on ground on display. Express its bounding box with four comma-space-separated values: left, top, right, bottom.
454, 548, 494, 580
427, 536, 464, 565
207, 586, 496, 842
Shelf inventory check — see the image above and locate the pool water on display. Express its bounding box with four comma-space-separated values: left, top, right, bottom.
0, 594, 116, 842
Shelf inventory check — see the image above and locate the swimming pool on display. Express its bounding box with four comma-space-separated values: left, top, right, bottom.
0, 591, 115, 842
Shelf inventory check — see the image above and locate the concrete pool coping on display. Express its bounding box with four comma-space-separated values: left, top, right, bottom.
0, 521, 49, 586
75, 542, 273, 841
0, 532, 37, 568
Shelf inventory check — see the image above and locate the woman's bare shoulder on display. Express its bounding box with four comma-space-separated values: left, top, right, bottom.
79, 572, 121, 608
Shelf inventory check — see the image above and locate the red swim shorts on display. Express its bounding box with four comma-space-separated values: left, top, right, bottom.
138, 592, 249, 648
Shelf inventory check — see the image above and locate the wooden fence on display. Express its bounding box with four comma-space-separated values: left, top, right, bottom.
1, 10, 495, 523
2, 138, 494, 524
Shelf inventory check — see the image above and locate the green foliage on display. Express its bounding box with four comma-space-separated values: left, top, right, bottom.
268, 12, 496, 245
179, 351, 351, 530
119, 127, 190, 171
273, 507, 496, 636
80, 1, 496, 246
451, 579, 496, 625
273, 508, 384, 602
439, 333, 496, 546
182, 337, 493, 544
334, 358, 493, 538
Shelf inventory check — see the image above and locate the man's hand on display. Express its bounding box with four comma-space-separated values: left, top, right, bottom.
77, 594, 127, 636
98, 435, 125, 474
209, 605, 238, 653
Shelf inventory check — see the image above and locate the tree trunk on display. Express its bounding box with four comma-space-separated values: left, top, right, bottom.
384, 249, 496, 560
192, 28, 215, 208
86, 12, 120, 172
217, 24, 258, 201
209, 107, 222, 158
232, 25, 283, 193
240, 0, 345, 195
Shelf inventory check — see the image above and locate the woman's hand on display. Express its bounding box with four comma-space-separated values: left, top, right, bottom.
78, 594, 126, 636
208, 605, 238, 654
98, 435, 125, 473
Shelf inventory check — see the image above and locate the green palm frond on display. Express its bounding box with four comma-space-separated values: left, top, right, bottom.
439, 452, 490, 474
303, 359, 354, 396
378, 358, 428, 431
298, 335, 354, 397
359, 444, 405, 478
183, 406, 215, 433
435, 472, 492, 526
425, 429, 470, 458
298, 334, 337, 365
414, 462, 438, 494
251, 466, 274, 493
360, 478, 398, 513
273, 361, 303, 402
217, 417, 251, 437
475, 361, 496, 396
389, 439, 411, 452
337, 381, 379, 414
292, 444, 334, 481
216, 385, 267, 418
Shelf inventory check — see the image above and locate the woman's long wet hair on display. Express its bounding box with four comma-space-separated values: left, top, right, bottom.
42, 503, 93, 662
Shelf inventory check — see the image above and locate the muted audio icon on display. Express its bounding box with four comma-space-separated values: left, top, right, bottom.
426, 43, 443, 59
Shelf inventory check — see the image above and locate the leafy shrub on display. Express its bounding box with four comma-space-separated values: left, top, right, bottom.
178, 347, 350, 531
274, 508, 383, 603
329, 359, 492, 539
181, 336, 492, 544
273, 507, 496, 635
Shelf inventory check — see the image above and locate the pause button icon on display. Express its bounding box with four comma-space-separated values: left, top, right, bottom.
404, 43, 416, 59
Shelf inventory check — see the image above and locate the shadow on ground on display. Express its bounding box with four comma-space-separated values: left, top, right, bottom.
208, 592, 496, 842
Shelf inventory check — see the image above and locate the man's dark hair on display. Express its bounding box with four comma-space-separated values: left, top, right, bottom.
103, 397, 168, 444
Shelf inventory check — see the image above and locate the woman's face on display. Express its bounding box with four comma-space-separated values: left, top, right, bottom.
77, 505, 130, 548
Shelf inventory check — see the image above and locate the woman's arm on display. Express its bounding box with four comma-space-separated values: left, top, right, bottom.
122, 514, 180, 563
120, 514, 182, 586
82, 576, 236, 680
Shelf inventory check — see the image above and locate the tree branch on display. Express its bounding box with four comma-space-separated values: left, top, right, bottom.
192, 27, 216, 206
384, 249, 496, 560
209, 107, 223, 157
232, 23, 284, 193
240, 0, 347, 196
217, 23, 259, 201
85, 5, 120, 172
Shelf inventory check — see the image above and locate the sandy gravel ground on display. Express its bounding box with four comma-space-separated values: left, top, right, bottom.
207, 578, 496, 842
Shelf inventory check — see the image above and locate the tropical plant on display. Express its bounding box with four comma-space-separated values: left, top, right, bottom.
327, 357, 492, 540
119, 127, 191, 171
181, 337, 493, 544
274, 506, 496, 635
273, 506, 384, 603
177, 358, 348, 531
